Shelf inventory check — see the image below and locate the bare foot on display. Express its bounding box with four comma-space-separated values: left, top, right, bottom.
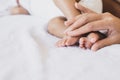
56, 36, 79, 47
79, 32, 106, 49
10, 6, 29, 15
10, 0, 29, 15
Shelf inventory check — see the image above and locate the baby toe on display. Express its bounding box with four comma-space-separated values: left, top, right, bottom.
66, 37, 79, 46
61, 39, 67, 47
85, 40, 93, 49
87, 33, 100, 43
79, 37, 86, 49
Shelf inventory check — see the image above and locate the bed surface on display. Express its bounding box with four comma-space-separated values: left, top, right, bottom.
0, 15, 120, 80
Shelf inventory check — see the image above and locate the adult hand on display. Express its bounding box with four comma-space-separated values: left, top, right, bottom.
65, 3, 120, 51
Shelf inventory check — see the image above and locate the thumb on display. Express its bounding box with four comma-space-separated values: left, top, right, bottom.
75, 3, 95, 13
91, 37, 113, 51
64, 14, 81, 27
64, 18, 75, 27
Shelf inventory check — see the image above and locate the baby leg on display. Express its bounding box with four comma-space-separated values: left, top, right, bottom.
10, 0, 29, 15
53, 0, 80, 19
48, 16, 79, 47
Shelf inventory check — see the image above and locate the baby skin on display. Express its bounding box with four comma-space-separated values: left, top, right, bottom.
10, 0, 29, 15
48, 0, 105, 49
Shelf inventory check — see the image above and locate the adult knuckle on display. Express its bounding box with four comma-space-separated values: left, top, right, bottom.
107, 17, 114, 23
103, 12, 114, 21
103, 12, 112, 16
82, 16, 88, 22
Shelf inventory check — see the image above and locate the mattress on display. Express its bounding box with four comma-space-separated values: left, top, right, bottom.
0, 0, 120, 80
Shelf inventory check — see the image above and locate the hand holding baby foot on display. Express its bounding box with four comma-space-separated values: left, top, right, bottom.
79, 32, 106, 49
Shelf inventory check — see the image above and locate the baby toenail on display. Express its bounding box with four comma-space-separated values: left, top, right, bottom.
90, 38, 96, 43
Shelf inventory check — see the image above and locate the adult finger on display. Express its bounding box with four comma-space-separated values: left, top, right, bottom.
64, 15, 81, 27
91, 36, 119, 51
67, 20, 108, 36
64, 18, 75, 27
65, 13, 102, 33
75, 3, 95, 13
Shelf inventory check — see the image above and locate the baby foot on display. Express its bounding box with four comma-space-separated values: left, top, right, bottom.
10, 6, 29, 15
10, 0, 29, 15
56, 36, 79, 47
79, 32, 106, 49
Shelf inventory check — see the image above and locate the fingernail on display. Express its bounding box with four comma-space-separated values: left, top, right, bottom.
80, 41, 84, 45
75, 3, 78, 8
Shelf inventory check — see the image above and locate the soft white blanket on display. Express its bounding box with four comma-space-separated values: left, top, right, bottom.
0, 0, 120, 80
0, 15, 120, 80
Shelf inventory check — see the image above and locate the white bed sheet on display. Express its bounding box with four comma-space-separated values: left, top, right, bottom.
0, 15, 120, 80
